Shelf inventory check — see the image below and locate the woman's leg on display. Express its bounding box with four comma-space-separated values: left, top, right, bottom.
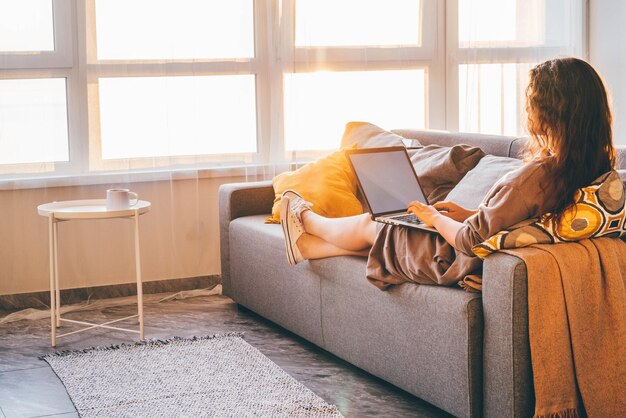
301, 212, 378, 251
298, 233, 370, 260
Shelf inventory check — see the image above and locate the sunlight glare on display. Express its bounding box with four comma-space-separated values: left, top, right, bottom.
98, 76, 257, 159
0, 78, 69, 164
95, 0, 253, 60
0, 0, 54, 52
284, 70, 425, 151
458, 0, 549, 47
296, 0, 421, 47
459, 63, 532, 136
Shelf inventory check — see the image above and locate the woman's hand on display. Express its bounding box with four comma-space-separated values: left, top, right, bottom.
432, 201, 476, 222
407, 201, 441, 227
407, 200, 468, 249
407, 200, 467, 249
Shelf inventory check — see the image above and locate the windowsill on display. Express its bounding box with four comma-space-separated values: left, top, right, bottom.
0, 163, 299, 191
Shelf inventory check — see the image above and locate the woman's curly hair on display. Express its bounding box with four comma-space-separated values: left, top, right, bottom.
525, 57, 616, 221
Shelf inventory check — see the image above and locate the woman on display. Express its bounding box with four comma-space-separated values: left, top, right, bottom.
280, 57, 616, 289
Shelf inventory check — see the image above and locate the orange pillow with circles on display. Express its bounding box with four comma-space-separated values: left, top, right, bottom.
266, 148, 364, 224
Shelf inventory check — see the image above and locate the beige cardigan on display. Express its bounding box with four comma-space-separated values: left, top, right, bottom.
367, 160, 554, 288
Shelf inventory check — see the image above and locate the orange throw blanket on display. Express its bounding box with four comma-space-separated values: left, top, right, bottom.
505, 238, 626, 418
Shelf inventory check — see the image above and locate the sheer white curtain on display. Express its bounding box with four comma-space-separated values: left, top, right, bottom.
0, 1, 587, 177
280, 0, 430, 157
279, 0, 586, 148
0, 0, 264, 301
450, 0, 586, 137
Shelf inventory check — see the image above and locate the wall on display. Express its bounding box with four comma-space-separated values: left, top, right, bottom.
0, 174, 264, 296
589, 0, 626, 145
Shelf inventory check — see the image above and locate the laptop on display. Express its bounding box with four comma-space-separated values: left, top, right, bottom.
346, 146, 437, 232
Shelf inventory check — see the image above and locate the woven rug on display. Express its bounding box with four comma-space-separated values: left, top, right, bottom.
41, 333, 343, 418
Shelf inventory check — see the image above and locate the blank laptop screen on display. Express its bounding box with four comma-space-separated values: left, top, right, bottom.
349, 149, 427, 215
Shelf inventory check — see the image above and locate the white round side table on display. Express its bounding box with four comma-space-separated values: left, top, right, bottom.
37, 199, 151, 347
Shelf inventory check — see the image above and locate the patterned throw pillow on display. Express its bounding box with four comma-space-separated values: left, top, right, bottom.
472, 170, 626, 258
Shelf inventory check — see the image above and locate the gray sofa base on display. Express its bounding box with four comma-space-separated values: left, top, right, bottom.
218, 130, 562, 418
229, 215, 483, 417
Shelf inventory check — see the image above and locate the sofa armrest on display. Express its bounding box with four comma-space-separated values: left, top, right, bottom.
482, 253, 533, 418
218, 181, 275, 297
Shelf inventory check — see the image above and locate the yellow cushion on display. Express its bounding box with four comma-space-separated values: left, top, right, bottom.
265, 148, 364, 224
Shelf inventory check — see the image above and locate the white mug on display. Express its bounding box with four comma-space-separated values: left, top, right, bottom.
106, 189, 139, 210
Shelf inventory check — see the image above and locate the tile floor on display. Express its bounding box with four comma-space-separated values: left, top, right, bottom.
0, 292, 451, 418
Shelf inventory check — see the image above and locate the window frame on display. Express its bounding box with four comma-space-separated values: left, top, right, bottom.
0, 0, 73, 69
0, 0, 76, 178
278, 0, 445, 160
83, 0, 263, 172
0, 0, 587, 183
445, 0, 587, 134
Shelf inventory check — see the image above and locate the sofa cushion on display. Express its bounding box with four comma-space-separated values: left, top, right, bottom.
313, 256, 483, 418
229, 215, 325, 346
446, 155, 524, 209
229, 213, 483, 418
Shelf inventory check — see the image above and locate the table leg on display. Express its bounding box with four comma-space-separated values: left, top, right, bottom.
133, 210, 144, 340
53, 222, 60, 327
48, 214, 56, 347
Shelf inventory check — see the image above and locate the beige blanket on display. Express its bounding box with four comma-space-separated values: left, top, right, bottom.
504, 238, 626, 418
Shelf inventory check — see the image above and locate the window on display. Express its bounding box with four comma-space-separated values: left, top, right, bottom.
458, 63, 532, 136
0, 0, 71, 67
0, 78, 69, 165
94, 0, 254, 60
0, 0, 584, 180
86, 0, 257, 171
294, 0, 422, 47
0, 1, 55, 52
284, 70, 425, 151
0, 0, 72, 175
98, 75, 257, 160
449, 0, 584, 135
286, 0, 440, 156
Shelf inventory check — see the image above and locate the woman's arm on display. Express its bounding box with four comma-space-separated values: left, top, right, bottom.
431, 214, 465, 248
407, 201, 465, 249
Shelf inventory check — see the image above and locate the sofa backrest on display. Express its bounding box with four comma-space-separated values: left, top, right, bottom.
394, 128, 626, 169
393, 129, 519, 158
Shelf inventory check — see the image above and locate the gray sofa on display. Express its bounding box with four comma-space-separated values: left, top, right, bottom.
218, 129, 626, 418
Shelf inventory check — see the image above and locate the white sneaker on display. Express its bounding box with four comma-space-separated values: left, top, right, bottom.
279, 190, 311, 265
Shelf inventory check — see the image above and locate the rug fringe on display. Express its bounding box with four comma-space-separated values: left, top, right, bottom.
39, 332, 245, 360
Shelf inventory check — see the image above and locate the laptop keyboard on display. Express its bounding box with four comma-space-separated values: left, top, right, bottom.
390, 213, 422, 224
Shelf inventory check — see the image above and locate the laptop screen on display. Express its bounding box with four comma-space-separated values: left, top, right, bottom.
348, 148, 428, 216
